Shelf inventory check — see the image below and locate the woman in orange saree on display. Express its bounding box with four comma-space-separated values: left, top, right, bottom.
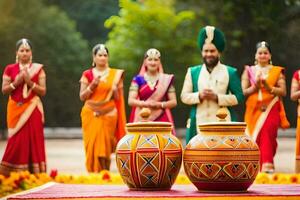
0, 39, 46, 176
242, 41, 289, 173
128, 48, 177, 134
79, 44, 126, 172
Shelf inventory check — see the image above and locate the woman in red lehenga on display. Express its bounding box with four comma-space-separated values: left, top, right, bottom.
0, 39, 46, 176
128, 48, 177, 134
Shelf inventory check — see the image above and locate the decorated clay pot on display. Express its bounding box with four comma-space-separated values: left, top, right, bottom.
116, 113, 182, 190
183, 110, 260, 192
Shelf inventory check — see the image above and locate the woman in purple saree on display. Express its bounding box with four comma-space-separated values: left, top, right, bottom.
128, 48, 177, 134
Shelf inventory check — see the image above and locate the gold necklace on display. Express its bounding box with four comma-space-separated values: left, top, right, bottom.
144, 73, 159, 90
93, 67, 109, 82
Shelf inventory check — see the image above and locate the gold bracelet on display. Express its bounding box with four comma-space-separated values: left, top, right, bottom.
140, 100, 145, 107
9, 83, 16, 90
31, 82, 36, 89
86, 86, 93, 93
270, 87, 275, 94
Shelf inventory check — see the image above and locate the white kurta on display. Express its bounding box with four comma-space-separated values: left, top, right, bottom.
181, 63, 238, 128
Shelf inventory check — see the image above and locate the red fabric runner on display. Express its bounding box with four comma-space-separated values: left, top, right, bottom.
7, 183, 300, 199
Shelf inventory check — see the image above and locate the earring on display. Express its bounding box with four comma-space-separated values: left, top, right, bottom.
92, 62, 95, 67
254, 59, 258, 65
269, 60, 272, 65
15, 55, 19, 63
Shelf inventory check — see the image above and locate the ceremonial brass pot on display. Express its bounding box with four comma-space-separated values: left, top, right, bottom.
183, 110, 260, 192
116, 109, 182, 190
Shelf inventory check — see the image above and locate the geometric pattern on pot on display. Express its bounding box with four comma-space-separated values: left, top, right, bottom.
116, 122, 182, 190
163, 135, 181, 150
188, 162, 222, 180
117, 135, 135, 150
223, 162, 247, 179
137, 152, 160, 186
137, 135, 159, 149
246, 162, 260, 179
164, 155, 182, 185
184, 161, 259, 182
199, 163, 223, 179
192, 136, 256, 150
116, 153, 136, 188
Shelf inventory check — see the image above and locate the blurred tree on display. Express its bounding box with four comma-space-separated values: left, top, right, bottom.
46, 0, 119, 46
176, 0, 300, 69
0, 0, 90, 128
104, 0, 197, 126
1, 0, 299, 130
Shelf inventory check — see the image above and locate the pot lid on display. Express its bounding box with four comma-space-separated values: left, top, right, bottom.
126, 121, 172, 128
198, 121, 246, 127
126, 108, 172, 129
198, 107, 246, 128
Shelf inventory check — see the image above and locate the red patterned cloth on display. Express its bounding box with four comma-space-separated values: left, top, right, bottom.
7, 183, 300, 199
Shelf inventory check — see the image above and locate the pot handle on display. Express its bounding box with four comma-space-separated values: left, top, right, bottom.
216, 107, 227, 122
139, 107, 151, 121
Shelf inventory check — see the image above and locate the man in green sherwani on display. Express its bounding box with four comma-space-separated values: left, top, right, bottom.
181, 26, 244, 143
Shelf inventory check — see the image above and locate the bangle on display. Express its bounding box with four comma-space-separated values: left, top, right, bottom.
161, 102, 164, 109
10, 83, 16, 90
250, 85, 257, 94
140, 100, 145, 107
31, 82, 36, 89
270, 87, 275, 94
86, 86, 93, 93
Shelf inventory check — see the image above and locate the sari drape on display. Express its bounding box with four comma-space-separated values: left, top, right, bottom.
296, 117, 300, 173
292, 70, 300, 173
0, 63, 46, 176
80, 68, 126, 172
244, 65, 289, 171
129, 73, 175, 134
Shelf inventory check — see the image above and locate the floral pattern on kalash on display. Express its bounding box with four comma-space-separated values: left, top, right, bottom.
184, 123, 260, 192
116, 122, 182, 190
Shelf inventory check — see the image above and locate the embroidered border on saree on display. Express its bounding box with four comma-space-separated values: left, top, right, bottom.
85, 69, 124, 116
7, 96, 44, 137
0, 161, 46, 175
133, 74, 173, 122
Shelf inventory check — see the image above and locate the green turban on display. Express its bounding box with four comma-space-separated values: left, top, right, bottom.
197, 26, 226, 52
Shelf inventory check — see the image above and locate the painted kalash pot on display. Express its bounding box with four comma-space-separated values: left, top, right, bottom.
116, 108, 182, 190
183, 108, 260, 192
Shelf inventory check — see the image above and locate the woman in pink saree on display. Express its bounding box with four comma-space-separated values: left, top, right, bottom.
128, 48, 177, 134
